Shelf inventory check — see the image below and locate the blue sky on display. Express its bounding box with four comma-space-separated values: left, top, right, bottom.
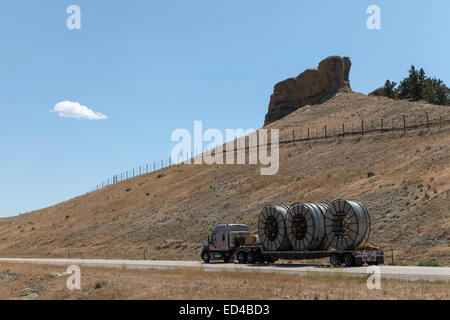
0, 0, 449, 217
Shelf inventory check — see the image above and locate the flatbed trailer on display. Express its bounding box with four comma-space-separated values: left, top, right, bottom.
233, 246, 384, 267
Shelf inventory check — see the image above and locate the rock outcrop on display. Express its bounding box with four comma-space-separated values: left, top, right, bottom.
264, 56, 352, 125
369, 86, 385, 97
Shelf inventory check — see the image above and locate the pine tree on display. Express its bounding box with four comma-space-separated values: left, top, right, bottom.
408, 65, 423, 100
383, 80, 397, 98
382, 65, 449, 106
434, 79, 449, 105
423, 77, 449, 105
396, 77, 410, 99
417, 68, 426, 99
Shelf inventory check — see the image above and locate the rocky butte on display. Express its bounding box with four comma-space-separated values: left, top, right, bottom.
264, 55, 352, 125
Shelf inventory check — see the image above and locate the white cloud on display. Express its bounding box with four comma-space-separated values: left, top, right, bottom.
52, 101, 107, 120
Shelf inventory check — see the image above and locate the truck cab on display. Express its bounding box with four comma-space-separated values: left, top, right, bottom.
201, 224, 250, 263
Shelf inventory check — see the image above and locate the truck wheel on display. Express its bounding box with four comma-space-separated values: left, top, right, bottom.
237, 251, 247, 264
367, 261, 378, 266
344, 253, 355, 267
223, 255, 231, 263
202, 252, 210, 263
330, 254, 341, 267
354, 259, 364, 267
247, 252, 256, 264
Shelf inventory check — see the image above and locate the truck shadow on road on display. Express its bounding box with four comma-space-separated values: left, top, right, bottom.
252, 263, 331, 268
206, 262, 334, 268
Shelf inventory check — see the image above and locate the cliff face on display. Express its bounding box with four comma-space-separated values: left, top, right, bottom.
264, 56, 352, 125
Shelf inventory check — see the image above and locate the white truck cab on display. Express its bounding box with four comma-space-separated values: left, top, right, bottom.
209, 224, 249, 251
202, 224, 250, 262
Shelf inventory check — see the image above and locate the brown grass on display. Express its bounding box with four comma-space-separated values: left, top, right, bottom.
0, 92, 448, 265
0, 262, 448, 300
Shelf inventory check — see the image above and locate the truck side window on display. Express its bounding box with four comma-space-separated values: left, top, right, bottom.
222, 234, 225, 241
211, 233, 216, 241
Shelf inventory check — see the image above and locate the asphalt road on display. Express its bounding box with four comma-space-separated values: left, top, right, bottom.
0, 258, 449, 282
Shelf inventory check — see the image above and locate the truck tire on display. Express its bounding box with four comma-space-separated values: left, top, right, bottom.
355, 260, 364, 267
330, 253, 341, 267
344, 253, 355, 267
223, 255, 232, 263
247, 252, 256, 264
202, 252, 210, 263
237, 251, 247, 264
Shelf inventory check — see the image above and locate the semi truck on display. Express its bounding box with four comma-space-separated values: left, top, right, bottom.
200, 223, 384, 267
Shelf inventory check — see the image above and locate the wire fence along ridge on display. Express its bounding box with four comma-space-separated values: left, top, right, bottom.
86, 111, 449, 194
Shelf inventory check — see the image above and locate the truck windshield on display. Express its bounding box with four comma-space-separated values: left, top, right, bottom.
211, 233, 216, 241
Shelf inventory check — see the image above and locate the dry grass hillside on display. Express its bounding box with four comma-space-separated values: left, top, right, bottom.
0, 92, 449, 265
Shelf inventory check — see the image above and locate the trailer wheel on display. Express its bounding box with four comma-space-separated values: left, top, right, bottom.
202, 252, 210, 263
266, 257, 276, 264
247, 252, 256, 264
330, 254, 341, 267
344, 253, 355, 267
237, 251, 247, 264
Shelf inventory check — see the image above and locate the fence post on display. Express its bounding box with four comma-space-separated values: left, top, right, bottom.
426, 112, 429, 128
292, 130, 294, 143
403, 115, 406, 134
324, 126, 327, 139
440, 113, 442, 129
371, 120, 374, 135
361, 120, 364, 136
381, 118, 383, 134
342, 123, 345, 137
307, 128, 310, 140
